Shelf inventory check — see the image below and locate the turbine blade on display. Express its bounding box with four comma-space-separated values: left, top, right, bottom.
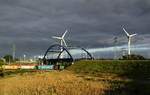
130, 34, 137, 37
123, 28, 130, 36
62, 39, 67, 47
62, 30, 68, 38
52, 36, 62, 40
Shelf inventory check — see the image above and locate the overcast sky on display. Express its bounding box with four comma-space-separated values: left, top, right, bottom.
0, 0, 150, 57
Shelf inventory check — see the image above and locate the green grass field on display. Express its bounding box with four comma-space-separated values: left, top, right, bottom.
68, 60, 150, 79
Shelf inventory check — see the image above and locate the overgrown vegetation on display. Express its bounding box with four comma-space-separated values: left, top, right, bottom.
3, 54, 19, 63
68, 60, 150, 79
121, 54, 146, 60
67, 60, 150, 95
0, 60, 4, 77
0, 71, 108, 95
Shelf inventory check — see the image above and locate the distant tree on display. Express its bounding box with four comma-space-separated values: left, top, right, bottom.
0, 59, 4, 69
14, 58, 19, 62
121, 54, 146, 60
0, 59, 4, 77
3, 55, 13, 63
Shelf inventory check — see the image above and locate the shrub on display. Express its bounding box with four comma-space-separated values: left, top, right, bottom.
121, 54, 146, 60
0, 59, 4, 77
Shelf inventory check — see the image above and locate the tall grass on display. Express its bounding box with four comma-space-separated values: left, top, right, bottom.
0, 71, 108, 95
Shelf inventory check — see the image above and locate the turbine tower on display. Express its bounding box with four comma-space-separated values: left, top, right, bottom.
122, 27, 137, 55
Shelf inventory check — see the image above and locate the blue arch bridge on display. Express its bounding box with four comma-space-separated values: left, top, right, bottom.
42, 44, 94, 67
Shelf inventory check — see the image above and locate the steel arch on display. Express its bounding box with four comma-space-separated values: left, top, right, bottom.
80, 47, 94, 60
43, 44, 73, 59
43, 44, 73, 64
57, 47, 94, 60
42, 44, 94, 65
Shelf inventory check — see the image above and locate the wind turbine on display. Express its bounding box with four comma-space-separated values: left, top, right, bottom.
52, 30, 68, 47
52, 30, 68, 58
122, 27, 137, 55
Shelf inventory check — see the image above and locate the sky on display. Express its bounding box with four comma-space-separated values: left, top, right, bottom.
0, 0, 150, 58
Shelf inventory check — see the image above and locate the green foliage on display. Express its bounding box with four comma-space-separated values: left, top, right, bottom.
0, 59, 4, 77
104, 81, 150, 95
3, 55, 13, 63
68, 60, 150, 94
68, 60, 150, 79
121, 54, 146, 60
0, 59, 4, 70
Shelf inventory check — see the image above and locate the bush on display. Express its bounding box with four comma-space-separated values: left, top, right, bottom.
121, 54, 145, 60
0, 59, 4, 77
3, 55, 13, 63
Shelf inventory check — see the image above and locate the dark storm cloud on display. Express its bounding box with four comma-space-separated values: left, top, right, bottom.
0, 0, 150, 57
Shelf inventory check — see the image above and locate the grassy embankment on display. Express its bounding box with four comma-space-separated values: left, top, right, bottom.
68, 60, 150, 79
67, 60, 150, 95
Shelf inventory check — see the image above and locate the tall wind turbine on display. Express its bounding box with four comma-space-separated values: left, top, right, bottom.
52, 30, 68, 58
122, 27, 137, 55
52, 30, 68, 47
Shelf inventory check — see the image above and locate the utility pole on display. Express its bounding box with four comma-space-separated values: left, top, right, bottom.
23, 54, 26, 62
12, 44, 16, 61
